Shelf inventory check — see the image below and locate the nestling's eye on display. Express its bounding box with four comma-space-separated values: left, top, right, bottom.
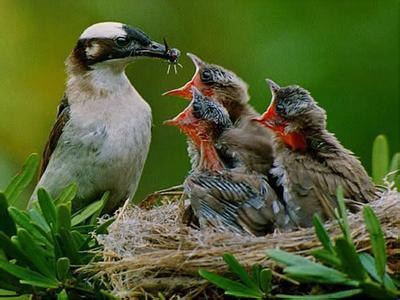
115, 37, 131, 48
276, 102, 284, 113
201, 69, 213, 82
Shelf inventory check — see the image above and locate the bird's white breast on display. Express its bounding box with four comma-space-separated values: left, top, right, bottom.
40, 70, 152, 209
70, 73, 151, 193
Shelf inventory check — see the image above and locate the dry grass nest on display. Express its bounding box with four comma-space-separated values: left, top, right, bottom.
82, 188, 400, 299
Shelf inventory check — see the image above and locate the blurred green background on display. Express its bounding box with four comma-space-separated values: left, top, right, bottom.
0, 0, 398, 202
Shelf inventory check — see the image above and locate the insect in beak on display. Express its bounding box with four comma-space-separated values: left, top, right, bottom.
164, 37, 183, 75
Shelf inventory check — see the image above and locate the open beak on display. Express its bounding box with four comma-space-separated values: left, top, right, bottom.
251, 102, 281, 129
163, 106, 194, 127
162, 79, 195, 99
135, 39, 180, 63
163, 52, 206, 99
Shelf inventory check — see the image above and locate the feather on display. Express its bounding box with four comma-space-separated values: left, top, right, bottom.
39, 95, 70, 177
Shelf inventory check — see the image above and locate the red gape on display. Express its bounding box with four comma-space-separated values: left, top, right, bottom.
163, 71, 214, 99
253, 104, 307, 151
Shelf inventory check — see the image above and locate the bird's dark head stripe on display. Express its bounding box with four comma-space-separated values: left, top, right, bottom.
72, 38, 120, 70
69, 23, 179, 72
122, 25, 151, 46
72, 39, 91, 70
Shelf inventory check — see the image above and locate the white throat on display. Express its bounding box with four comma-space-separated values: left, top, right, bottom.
66, 60, 135, 103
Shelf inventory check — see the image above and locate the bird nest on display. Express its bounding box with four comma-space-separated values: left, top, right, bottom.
83, 189, 400, 299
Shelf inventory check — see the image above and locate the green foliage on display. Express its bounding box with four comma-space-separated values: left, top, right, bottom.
4, 154, 39, 206
372, 135, 400, 189
389, 152, 400, 188
372, 135, 389, 185
0, 154, 115, 299
200, 188, 400, 299
199, 253, 271, 299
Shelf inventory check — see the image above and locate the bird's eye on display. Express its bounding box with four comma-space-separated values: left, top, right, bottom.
115, 37, 131, 48
201, 69, 213, 82
276, 102, 285, 113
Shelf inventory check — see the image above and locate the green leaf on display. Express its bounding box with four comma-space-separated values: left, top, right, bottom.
94, 217, 116, 234
266, 249, 355, 285
363, 205, 386, 279
28, 208, 50, 232
284, 264, 354, 285
0, 268, 28, 293
57, 289, 69, 300
359, 281, 399, 299
4, 153, 40, 205
56, 204, 71, 233
335, 186, 351, 243
37, 188, 57, 228
334, 237, 367, 281
57, 228, 81, 264
8, 207, 51, 248
89, 192, 109, 225
266, 249, 312, 267
17, 228, 56, 278
56, 257, 70, 281
223, 253, 260, 291
313, 214, 334, 253
359, 252, 381, 283
382, 274, 398, 292
359, 252, 397, 291
276, 289, 362, 299
311, 249, 341, 267
251, 264, 262, 288
198, 269, 263, 298
259, 268, 272, 294
389, 152, 400, 174
372, 135, 389, 185
0, 193, 16, 237
55, 183, 77, 206
99, 289, 120, 300
389, 152, 400, 189
0, 231, 32, 267
0, 258, 59, 288
71, 199, 104, 227
225, 290, 263, 299
71, 230, 85, 249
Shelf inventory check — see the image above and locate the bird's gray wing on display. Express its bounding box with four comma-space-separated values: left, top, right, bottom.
286, 159, 338, 225
185, 172, 256, 233
185, 172, 285, 235
39, 95, 70, 177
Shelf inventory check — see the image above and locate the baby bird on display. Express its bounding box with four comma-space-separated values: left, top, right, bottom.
254, 80, 379, 227
165, 87, 291, 236
164, 53, 274, 174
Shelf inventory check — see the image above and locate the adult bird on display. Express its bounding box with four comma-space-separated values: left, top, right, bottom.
254, 80, 379, 227
163, 53, 274, 174
31, 22, 180, 213
165, 88, 291, 236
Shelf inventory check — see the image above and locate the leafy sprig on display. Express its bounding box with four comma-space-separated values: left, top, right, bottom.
200, 190, 399, 299
372, 135, 400, 189
0, 154, 114, 299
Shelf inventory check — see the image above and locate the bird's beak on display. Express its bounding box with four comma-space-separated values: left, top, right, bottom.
251, 103, 278, 129
266, 79, 280, 95
135, 39, 180, 63
163, 106, 193, 127
162, 79, 195, 99
162, 52, 206, 99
